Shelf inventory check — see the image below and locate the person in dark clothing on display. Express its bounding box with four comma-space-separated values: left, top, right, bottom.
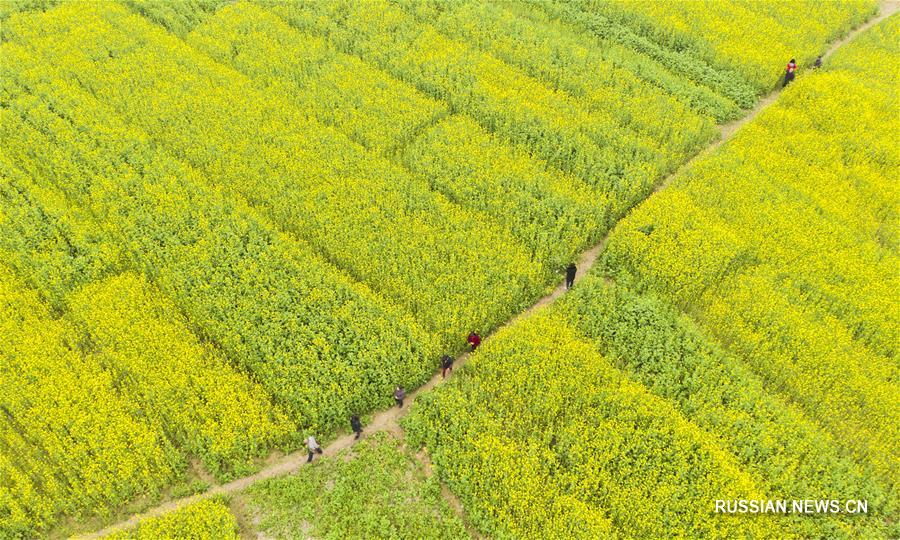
441, 354, 454, 379
813, 55, 823, 69
467, 331, 481, 351
306, 435, 323, 463
565, 262, 577, 289
394, 386, 406, 408
783, 58, 797, 87
350, 415, 362, 440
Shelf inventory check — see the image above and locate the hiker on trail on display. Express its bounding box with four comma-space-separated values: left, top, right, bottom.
783, 58, 797, 86
813, 55, 823, 69
305, 435, 323, 463
394, 386, 406, 408
441, 354, 454, 379
467, 331, 481, 351
350, 415, 362, 440
566, 262, 577, 289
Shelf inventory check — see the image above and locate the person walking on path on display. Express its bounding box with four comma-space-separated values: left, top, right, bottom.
783, 58, 797, 86
394, 386, 406, 408
350, 415, 362, 440
306, 435, 323, 463
441, 354, 454, 379
566, 262, 577, 289
467, 331, 481, 351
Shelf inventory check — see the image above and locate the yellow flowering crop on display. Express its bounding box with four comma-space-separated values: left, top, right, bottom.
67, 273, 295, 480
0, 266, 179, 537
522, 0, 757, 109
265, 0, 670, 214
396, 0, 719, 153
593, 0, 877, 92
1, 1, 894, 537
1, 61, 438, 533
402, 114, 609, 271
559, 277, 893, 536
106, 498, 239, 539
0, 160, 125, 310
187, 1, 448, 155
405, 311, 781, 538
5, 2, 547, 349
116, 0, 225, 37
603, 13, 900, 504
183, 3, 616, 275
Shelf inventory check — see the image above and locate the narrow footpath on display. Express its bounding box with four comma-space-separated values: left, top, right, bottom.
81, 5, 897, 537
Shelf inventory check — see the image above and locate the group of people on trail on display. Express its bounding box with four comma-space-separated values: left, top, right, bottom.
306, 415, 362, 463
783, 55, 823, 87
389, 263, 581, 404
304, 263, 580, 463
303, 52, 834, 466
309, 52, 833, 460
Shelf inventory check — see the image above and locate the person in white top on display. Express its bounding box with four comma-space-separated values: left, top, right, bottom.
306, 435, 323, 463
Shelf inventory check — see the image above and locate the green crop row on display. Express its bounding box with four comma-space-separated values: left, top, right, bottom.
4, 3, 547, 349
262, 0, 670, 216
183, 2, 608, 272
601, 14, 900, 499
523, 0, 758, 108
396, 0, 718, 155
249, 433, 469, 539
405, 310, 783, 539
0, 267, 180, 537
2, 44, 436, 434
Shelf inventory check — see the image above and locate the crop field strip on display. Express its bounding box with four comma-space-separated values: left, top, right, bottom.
260, 0, 707, 219
2, 4, 551, 358
1, 68, 438, 421
0, 1, 759, 509
553, 282, 890, 538
409, 309, 790, 538
183, 2, 610, 272
586, 0, 876, 92
406, 10, 899, 538
29, 3, 889, 538
600, 13, 900, 497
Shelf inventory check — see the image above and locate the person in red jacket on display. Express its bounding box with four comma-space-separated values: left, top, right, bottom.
467, 331, 481, 351
783, 58, 797, 87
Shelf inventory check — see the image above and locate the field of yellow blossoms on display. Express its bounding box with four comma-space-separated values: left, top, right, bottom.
0, 0, 894, 538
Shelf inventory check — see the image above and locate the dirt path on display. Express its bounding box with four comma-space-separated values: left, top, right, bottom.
415, 449, 483, 540
80, 6, 896, 538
